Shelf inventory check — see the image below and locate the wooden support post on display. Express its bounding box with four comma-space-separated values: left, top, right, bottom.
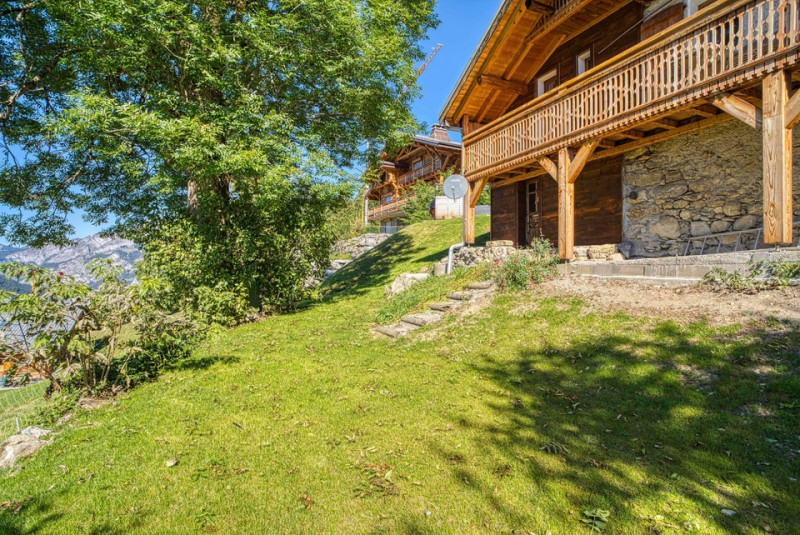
762, 71, 793, 245
557, 148, 575, 261
463, 181, 476, 244
477, 74, 527, 95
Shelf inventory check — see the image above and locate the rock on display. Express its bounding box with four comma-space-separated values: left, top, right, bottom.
432, 261, 447, 277
401, 311, 444, 327
486, 240, 513, 248
607, 253, 625, 261
733, 214, 759, 231
332, 233, 391, 259
166, 458, 179, 468
651, 216, 682, 240
587, 244, 617, 260
628, 171, 663, 186
617, 241, 633, 259
711, 220, 730, 233
77, 398, 110, 410
723, 201, 742, 216
720, 509, 737, 517
385, 273, 429, 298
0, 434, 49, 469
573, 246, 589, 261
20, 426, 51, 439
653, 183, 688, 199
689, 221, 711, 236
56, 413, 73, 426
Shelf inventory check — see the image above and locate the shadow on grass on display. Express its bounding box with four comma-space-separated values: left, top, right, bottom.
0, 488, 144, 534
323, 233, 417, 301
170, 354, 240, 371
434, 318, 800, 533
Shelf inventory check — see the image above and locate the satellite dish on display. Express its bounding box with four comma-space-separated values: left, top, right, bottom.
443, 174, 469, 200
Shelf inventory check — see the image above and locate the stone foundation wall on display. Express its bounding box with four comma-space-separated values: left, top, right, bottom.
622, 121, 800, 257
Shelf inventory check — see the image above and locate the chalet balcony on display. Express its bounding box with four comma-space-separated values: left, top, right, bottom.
463, 0, 800, 182
368, 198, 410, 221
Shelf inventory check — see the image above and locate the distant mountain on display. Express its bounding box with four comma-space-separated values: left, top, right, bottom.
0, 235, 141, 289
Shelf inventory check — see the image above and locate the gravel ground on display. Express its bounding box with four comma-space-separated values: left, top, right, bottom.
536, 276, 800, 325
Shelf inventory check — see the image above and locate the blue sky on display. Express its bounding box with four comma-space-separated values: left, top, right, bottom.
3, 0, 499, 241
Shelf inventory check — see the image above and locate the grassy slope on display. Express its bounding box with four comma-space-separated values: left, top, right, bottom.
2, 216, 799, 535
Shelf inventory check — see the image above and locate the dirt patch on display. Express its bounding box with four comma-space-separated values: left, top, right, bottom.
536, 277, 800, 326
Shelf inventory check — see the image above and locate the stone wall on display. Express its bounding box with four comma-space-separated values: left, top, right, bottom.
622, 121, 800, 257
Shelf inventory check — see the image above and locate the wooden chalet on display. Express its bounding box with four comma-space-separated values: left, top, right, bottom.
366, 126, 461, 232
441, 0, 800, 259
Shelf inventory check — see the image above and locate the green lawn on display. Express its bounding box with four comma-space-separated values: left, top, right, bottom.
1, 216, 799, 534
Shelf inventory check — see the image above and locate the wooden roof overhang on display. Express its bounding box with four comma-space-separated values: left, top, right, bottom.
439, 0, 638, 128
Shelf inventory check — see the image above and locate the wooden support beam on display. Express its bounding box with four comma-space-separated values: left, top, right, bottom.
525, 0, 554, 14
619, 129, 645, 139
463, 181, 477, 244
553, 140, 600, 260
711, 92, 763, 129
762, 71, 793, 245
692, 104, 720, 118
649, 117, 679, 129
470, 176, 489, 208
785, 87, 800, 129
598, 139, 616, 150
477, 74, 528, 95
537, 156, 558, 181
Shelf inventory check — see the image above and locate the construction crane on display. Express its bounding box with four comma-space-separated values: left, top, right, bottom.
416, 43, 443, 78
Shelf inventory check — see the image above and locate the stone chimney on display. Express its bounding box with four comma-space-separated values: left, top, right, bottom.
429, 124, 450, 142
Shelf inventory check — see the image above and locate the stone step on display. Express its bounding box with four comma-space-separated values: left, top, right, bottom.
448, 291, 477, 301
467, 281, 495, 291
401, 311, 445, 327
374, 323, 419, 339
428, 301, 460, 312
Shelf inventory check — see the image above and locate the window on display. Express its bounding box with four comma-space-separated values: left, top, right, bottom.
527, 182, 538, 215
384, 195, 392, 204
577, 49, 592, 76
412, 159, 424, 171
536, 69, 558, 97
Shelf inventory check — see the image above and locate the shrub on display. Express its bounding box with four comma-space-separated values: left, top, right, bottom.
482, 238, 558, 290
0, 261, 198, 396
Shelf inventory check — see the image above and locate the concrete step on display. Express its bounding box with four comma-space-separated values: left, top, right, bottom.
428, 301, 460, 312
467, 281, 495, 290
401, 311, 445, 327
374, 323, 419, 338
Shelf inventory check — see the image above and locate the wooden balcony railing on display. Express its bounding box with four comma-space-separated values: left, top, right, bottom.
398, 162, 442, 184
368, 197, 410, 220
464, 0, 800, 180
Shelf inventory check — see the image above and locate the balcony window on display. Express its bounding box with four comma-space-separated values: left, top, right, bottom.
536, 69, 558, 97
577, 49, 592, 76
412, 159, 423, 172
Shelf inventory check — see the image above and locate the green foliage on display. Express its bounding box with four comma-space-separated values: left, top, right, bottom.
480, 238, 558, 290
327, 196, 368, 242
581, 509, 611, 532
1, 0, 439, 318
400, 179, 441, 224
702, 260, 800, 290
0, 261, 197, 395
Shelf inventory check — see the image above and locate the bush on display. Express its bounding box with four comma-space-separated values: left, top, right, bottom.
481, 238, 558, 290
0, 261, 198, 396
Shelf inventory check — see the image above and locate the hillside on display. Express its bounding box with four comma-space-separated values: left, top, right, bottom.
1, 216, 798, 534
0, 235, 140, 288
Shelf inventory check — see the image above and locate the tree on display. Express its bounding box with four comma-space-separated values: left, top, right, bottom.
0, 0, 437, 317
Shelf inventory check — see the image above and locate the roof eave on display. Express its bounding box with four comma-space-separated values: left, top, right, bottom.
438, 0, 516, 126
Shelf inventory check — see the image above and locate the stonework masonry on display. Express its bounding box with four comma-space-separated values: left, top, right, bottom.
622, 121, 800, 257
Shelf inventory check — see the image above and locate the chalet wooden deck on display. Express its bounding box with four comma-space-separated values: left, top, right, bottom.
460, 0, 800, 258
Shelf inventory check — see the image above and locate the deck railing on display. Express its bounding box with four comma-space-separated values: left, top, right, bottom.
464, 0, 800, 180
397, 162, 442, 184
368, 197, 410, 220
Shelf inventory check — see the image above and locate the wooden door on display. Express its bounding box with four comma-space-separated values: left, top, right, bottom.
526, 179, 542, 245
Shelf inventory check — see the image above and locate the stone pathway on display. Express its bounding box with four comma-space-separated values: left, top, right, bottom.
374, 281, 496, 339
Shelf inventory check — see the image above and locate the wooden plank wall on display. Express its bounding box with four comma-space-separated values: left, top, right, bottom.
513, 2, 643, 106
491, 156, 623, 246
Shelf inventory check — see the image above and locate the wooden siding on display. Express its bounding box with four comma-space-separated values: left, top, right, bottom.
641, 3, 685, 40
541, 157, 623, 245
491, 157, 622, 246
517, 2, 643, 106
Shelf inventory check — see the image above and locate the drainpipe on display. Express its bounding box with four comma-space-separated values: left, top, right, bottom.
447, 242, 465, 275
